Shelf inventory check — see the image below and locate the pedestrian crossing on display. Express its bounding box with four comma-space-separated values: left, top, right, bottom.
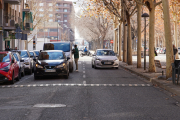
0, 83, 151, 88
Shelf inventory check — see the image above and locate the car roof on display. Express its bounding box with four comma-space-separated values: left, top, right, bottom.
96, 49, 113, 51
45, 42, 70, 43
41, 50, 63, 52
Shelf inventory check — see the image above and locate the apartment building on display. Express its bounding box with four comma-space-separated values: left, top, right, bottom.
0, 0, 33, 50
37, 0, 75, 42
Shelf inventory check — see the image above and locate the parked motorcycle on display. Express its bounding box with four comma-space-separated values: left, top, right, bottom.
80, 51, 92, 57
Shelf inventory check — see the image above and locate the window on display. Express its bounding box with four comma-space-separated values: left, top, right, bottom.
49, 19, 53, 22
49, 14, 53, 17
64, 20, 67, 22
39, 8, 44, 11
49, 3, 53, 6
39, 14, 44, 17
64, 4, 67, 7
39, 3, 44, 6
56, 8, 60, 11
39, 29, 43, 32
49, 29, 58, 32
64, 9, 67, 12
56, 14, 61, 18
64, 14, 67, 17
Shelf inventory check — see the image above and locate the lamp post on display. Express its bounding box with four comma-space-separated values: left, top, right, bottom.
141, 13, 149, 70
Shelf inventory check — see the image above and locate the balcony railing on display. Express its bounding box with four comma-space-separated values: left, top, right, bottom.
4, 0, 22, 5
3, 17, 16, 31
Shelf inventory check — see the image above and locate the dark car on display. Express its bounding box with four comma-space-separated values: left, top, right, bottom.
33, 50, 40, 59
0, 51, 20, 84
29, 51, 37, 72
34, 50, 69, 79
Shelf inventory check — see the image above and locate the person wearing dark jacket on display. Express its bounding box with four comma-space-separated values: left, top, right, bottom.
173, 45, 178, 60
5, 45, 10, 51
73, 45, 79, 71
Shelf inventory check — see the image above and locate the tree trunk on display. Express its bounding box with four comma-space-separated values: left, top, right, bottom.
162, 0, 174, 79
123, 22, 127, 63
174, 19, 179, 59
148, 7, 155, 72
127, 15, 132, 65
137, 3, 142, 68
118, 23, 122, 61
114, 17, 118, 53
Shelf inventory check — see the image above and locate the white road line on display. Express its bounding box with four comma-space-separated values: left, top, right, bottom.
83, 75, 86, 78
83, 71, 85, 73
83, 68, 85, 69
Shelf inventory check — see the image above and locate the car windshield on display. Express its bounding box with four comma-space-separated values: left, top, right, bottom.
18, 51, 29, 58
0, 53, 10, 62
78, 46, 85, 50
96, 50, 115, 56
39, 52, 64, 60
13, 53, 19, 61
34, 51, 39, 56
29, 52, 34, 56
44, 43, 70, 52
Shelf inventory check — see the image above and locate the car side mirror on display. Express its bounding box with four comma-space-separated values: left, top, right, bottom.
30, 56, 33, 58
67, 57, 70, 60
20, 59, 24, 62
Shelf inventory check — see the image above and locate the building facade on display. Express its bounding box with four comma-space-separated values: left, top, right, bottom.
37, 0, 75, 42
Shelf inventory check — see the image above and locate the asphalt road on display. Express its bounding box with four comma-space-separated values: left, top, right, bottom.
0, 56, 180, 120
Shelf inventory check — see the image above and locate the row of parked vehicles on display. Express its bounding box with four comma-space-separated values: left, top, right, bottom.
0, 50, 40, 84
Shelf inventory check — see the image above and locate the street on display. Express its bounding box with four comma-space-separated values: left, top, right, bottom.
0, 56, 180, 120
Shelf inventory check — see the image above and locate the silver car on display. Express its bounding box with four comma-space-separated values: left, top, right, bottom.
92, 49, 119, 69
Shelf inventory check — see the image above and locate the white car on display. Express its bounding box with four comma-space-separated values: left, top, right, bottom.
92, 49, 119, 69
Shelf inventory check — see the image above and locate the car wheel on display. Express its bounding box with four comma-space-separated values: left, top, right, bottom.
19, 70, 21, 80
69, 63, 73, 73
34, 75, 39, 80
16, 72, 20, 81
116, 67, 119, 69
64, 74, 68, 79
29, 69, 32, 75
21, 69, 25, 77
10, 72, 15, 84
92, 62, 94, 68
94, 62, 97, 69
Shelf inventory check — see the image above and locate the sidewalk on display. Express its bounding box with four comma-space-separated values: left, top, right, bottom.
119, 55, 180, 96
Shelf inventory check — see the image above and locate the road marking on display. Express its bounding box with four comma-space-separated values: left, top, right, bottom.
83, 75, 86, 78
83, 68, 85, 69
83, 71, 85, 73
33, 104, 66, 108
0, 84, 151, 88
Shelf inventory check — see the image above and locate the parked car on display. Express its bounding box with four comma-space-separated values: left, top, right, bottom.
178, 47, 180, 54
34, 50, 69, 79
14, 50, 33, 75
33, 50, 40, 58
12, 52, 25, 79
156, 47, 161, 54
92, 49, 119, 69
43, 42, 74, 72
29, 51, 38, 72
0, 51, 20, 84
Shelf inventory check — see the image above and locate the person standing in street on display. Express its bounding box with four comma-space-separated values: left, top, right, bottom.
5, 45, 10, 51
74, 45, 79, 71
173, 44, 178, 60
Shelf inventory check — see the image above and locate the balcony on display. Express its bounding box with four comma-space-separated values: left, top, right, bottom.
3, 17, 16, 31
4, 0, 22, 5
22, 11, 33, 34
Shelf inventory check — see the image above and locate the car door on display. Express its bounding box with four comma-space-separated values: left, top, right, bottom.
11, 54, 18, 78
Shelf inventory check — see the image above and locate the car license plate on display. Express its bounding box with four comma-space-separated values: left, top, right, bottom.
45, 69, 56, 72
104, 62, 111, 65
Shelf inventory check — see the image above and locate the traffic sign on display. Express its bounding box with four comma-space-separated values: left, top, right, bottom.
110, 40, 113, 43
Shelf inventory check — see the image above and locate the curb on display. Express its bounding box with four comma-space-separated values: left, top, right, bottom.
119, 64, 180, 96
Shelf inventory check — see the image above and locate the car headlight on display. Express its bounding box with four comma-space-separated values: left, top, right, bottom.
36, 64, 43, 68
96, 58, 101, 61
55, 63, 66, 68
0, 64, 10, 72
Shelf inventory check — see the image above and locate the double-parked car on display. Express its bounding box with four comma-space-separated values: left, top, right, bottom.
34, 50, 69, 79
92, 49, 119, 69
0, 51, 20, 84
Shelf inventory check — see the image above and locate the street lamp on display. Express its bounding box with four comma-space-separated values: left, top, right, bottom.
141, 13, 149, 70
